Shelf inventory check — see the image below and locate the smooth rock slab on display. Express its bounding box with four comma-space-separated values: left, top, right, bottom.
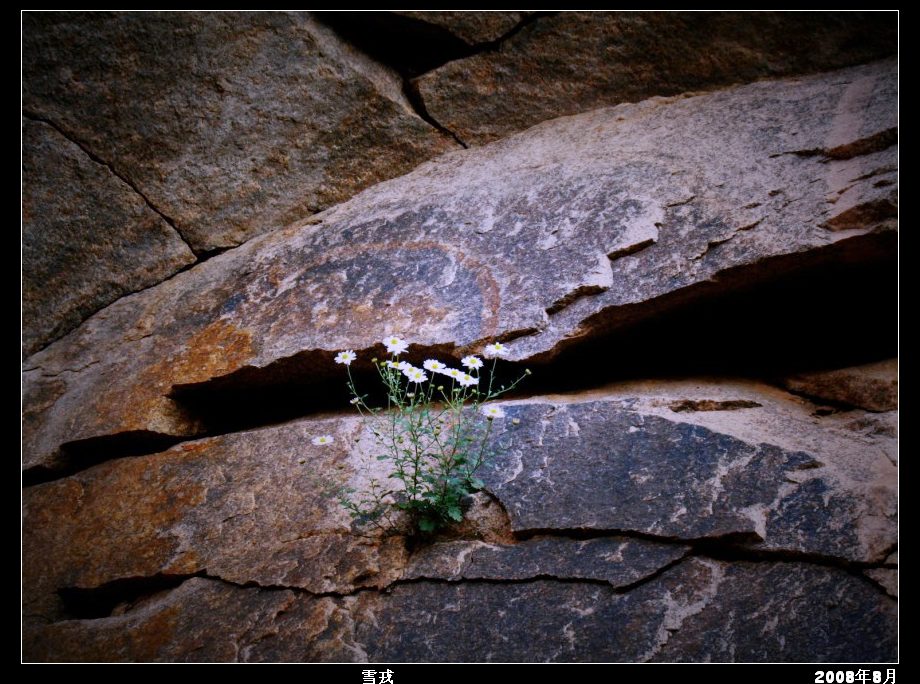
22, 61, 897, 471
23, 560, 897, 662
22, 119, 195, 356
22, 11, 454, 253
415, 11, 897, 145
482, 395, 895, 563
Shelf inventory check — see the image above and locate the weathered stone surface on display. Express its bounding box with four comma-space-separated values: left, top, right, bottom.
23, 381, 895, 627
23, 560, 897, 662
865, 568, 897, 598
393, 11, 526, 45
22, 12, 455, 254
22, 61, 897, 472
22, 416, 406, 622
22, 119, 195, 356
415, 11, 897, 145
482, 381, 896, 563
23, 578, 338, 663
405, 537, 688, 585
782, 359, 898, 411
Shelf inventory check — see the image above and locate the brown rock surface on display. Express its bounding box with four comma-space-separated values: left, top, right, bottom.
23, 381, 896, 633
414, 11, 897, 145
22, 61, 897, 474
23, 559, 896, 662
782, 359, 898, 411
22, 119, 195, 356
22, 12, 455, 255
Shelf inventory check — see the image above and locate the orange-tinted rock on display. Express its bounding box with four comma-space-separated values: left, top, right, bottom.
22, 61, 897, 475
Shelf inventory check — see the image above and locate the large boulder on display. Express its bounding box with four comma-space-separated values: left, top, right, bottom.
23, 380, 896, 661
22, 12, 456, 253
22, 60, 897, 475
414, 11, 897, 145
22, 119, 195, 356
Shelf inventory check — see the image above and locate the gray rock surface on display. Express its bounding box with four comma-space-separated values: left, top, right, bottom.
22, 61, 898, 473
415, 11, 897, 145
23, 559, 896, 662
23, 381, 896, 634
22, 12, 455, 255
782, 359, 898, 411
22, 119, 195, 356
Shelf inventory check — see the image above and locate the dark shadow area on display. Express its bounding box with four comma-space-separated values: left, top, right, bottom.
174, 243, 895, 438
57, 573, 201, 620
315, 12, 477, 78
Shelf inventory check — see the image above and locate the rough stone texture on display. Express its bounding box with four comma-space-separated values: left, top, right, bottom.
21, 61, 898, 473
23, 381, 896, 634
22, 416, 406, 622
21, 119, 195, 356
405, 537, 689, 585
865, 569, 898, 598
480, 381, 896, 563
22, 12, 455, 255
23, 559, 897, 662
415, 11, 897, 145
393, 11, 526, 45
782, 359, 898, 412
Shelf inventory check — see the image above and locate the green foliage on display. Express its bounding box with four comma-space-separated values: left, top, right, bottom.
334, 342, 528, 536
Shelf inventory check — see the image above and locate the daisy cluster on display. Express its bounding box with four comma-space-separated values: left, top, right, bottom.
334, 336, 511, 389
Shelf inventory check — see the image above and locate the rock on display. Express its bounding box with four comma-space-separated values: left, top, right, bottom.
22, 61, 897, 473
23, 380, 896, 626
405, 537, 689, 585
782, 359, 898, 411
480, 380, 896, 563
23, 559, 897, 662
392, 11, 526, 45
22, 12, 455, 254
414, 11, 897, 145
23, 578, 332, 663
865, 569, 897, 598
21, 119, 195, 356
22, 415, 406, 622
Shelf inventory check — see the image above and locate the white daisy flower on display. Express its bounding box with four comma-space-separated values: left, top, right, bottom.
382, 336, 409, 355
461, 355, 484, 370
480, 405, 506, 419
423, 359, 447, 373
403, 367, 428, 383
311, 435, 334, 445
385, 360, 410, 371
443, 368, 463, 379
457, 373, 478, 387
334, 350, 357, 365
349, 397, 361, 405
483, 342, 509, 358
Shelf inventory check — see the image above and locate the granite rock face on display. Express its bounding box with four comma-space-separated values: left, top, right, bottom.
22, 61, 898, 474
782, 359, 898, 412
415, 11, 897, 145
22, 119, 195, 356
22, 11, 455, 256
23, 560, 896, 663
22, 381, 896, 661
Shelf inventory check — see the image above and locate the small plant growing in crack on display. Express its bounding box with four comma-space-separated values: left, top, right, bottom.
322, 336, 529, 536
